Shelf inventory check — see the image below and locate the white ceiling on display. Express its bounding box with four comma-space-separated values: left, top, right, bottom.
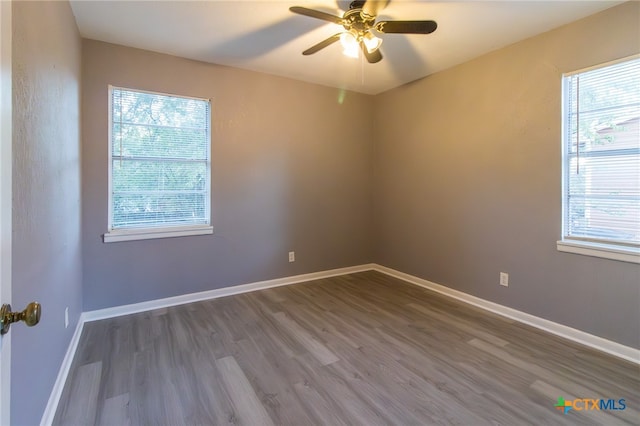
69, 0, 623, 95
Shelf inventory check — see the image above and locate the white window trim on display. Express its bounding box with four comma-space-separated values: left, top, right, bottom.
104, 224, 213, 243
557, 240, 640, 264
558, 55, 640, 264
105, 85, 212, 243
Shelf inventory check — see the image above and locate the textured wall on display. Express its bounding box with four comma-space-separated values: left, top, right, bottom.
373, 2, 640, 349
12, 1, 82, 424
82, 40, 373, 310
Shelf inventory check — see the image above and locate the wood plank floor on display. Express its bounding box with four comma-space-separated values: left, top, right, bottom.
53, 271, 640, 425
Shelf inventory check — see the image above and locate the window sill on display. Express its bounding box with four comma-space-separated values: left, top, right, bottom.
557, 240, 640, 264
104, 225, 213, 243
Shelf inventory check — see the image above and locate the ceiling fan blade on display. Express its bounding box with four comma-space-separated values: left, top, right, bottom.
360, 41, 383, 64
375, 20, 438, 34
361, 0, 390, 18
289, 6, 344, 25
302, 33, 342, 55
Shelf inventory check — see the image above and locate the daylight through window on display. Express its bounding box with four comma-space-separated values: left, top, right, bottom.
561, 56, 640, 257
106, 87, 211, 242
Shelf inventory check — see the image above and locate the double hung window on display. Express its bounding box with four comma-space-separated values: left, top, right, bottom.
558, 56, 640, 263
105, 87, 212, 242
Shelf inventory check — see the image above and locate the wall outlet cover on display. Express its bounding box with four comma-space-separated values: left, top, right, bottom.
500, 272, 509, 287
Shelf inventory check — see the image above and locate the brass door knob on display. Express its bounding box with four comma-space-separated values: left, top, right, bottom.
0, 302, 41, 335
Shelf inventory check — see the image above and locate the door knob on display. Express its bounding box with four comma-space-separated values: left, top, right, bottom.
0, 302, 41, 335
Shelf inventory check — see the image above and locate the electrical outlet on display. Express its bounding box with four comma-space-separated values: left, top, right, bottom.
289, 251, 295, 262
65, 307, 69, 328
500, 272, 509, 287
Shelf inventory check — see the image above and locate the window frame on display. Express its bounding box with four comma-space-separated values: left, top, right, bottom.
104, 85, 213, 243
557, 55, 640, 264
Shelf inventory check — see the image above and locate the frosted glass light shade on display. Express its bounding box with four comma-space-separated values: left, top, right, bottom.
340, 31, 360, 58
363, 32, 382, 53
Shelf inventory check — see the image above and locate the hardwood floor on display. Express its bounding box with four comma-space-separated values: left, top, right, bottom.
53, 271, 639, 425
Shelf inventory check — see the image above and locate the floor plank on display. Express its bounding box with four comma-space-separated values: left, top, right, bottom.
53, 271, 640, 425
56, 361, 102, 425
216, 356, 275, 426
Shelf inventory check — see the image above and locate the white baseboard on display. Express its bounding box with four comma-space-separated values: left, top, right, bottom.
41, 261, 639, 425
40, 315, 86, 426
40, 263, 375, 426
83, 264, 377, 322
372, 264, 640, 365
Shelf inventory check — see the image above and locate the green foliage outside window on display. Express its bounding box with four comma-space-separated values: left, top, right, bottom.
110, 88, 210, 230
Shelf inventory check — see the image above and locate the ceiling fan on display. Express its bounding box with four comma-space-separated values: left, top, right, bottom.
289, 0, 437, 63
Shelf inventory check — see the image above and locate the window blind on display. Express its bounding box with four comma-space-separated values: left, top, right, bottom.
563, 58, 640, 247
110, 87, 211, 230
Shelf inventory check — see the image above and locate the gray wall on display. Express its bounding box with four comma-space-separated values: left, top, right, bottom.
373, 2, 640, 349
8, 2, 637, 423
82, 3, 638, 346
12, 1, 83, 425
82, 40, 373, 311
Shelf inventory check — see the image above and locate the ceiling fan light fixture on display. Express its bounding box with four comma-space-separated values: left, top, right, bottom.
290, 2, 437, 64
363, 31, 382, 53
339, 30, 360, 58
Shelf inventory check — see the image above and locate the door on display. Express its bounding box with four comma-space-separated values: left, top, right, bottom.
0, 0, 12, 424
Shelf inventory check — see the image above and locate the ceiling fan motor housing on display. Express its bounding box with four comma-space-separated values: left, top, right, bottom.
343, 3, 376, 40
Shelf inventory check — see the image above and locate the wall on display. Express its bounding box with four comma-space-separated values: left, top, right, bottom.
373, 2, 640, 349
82, 40, 373, 311
12, 1, 83, 424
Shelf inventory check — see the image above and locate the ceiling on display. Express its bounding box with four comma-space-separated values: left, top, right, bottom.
69, 1, 623, 95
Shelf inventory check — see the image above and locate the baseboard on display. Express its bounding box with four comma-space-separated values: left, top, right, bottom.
41, 261, 639, 425
83, 263, 377, 322
40, 315, 86, 426
40, 263, 375, 425
372, 264, 640, 365
82, 263, 640, 364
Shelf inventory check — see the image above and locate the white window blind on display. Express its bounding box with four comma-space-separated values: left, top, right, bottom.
562, 57, 640, 249
109, 87, 211, 233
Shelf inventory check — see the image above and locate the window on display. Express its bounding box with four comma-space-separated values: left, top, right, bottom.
104, 86, 212, 242
558, 56, 640, 263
